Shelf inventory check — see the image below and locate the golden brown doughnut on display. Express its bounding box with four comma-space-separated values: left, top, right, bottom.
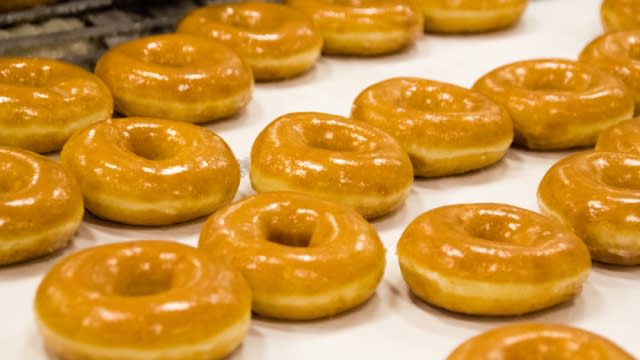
397, 203, 591, 315
35, 240, 252, 360
60, 117, 240, 226
177, 2, 323, 81
473, 58, 634, 150
0, 146, 83, 265
95, 34, 253, 123
447, 323, 634, 360
351, 77, 513, 177
580, 30, 640, 112
419, 0, 528, 33
0, 57, 113, 153
199, 191, 386, 320
250, 112, 414, 220
538, 151, 640, 265
287, 0, 423, 56
596, 117, 640, 153
601, 0, 640, 32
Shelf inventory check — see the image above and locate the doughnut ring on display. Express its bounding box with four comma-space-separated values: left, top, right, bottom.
250, 112, 414, 220
419, 0, 528, 33
177, 2, 323, 81
601, 0, 640, 32
95, 34, 253, 123
0, 57, 113, 153
397, 203, 591, 315
0, 146, 83, 265
34, 240, 252, 360
351, 77, 513, 177
60, 117, 240, 226
473, 58, 634, 150
199, 191, 386, 320
596, 117, 640, 154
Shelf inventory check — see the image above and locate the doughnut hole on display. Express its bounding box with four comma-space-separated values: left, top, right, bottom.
136, 39, 210, 68
520, 65, 595, 92
297, 119, 379, 152
260, 204, 319, 248
461, 209, 537, 247
122, 123, 186, 161
221, 7, 282, 30
398, 86, 486, 113
594, 154, 640, 190
0, 154, 36, 193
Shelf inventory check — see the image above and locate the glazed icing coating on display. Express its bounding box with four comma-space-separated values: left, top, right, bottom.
60, 117, 240, 226
95, 34, 253, 123
596, 117, 640, 153
287, 0, 423, 55
447, 323, 634, 360
34, 240, 252, 360
601, 0, 640, 32
351, 77, 513, 177
580, 30, 640, 111
538, 151, 640, 265
397, 203, 591, 315
0, 57, 113, 153
473, 58, 634, 149
250, 112, 414, 219
0, 146, 83, 265
199, 191, 386, 320
419, 0, 528, 33
177, 2, 322, 80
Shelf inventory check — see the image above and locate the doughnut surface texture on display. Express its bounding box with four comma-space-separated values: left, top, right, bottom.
601, 0, 640, 32
0, 57, 113, 153
397, 203, 591, 315
177, 2, 322, 81
596, 117, 640, 153
538, 151, 640, 265
351, 77, 513, 177
0, 146, 83, 265
420, 0, 528, 33
250, 112, 414, 219
199, 192, 386, 320
447, 323, 634, 360
95, 34, 252, 123
34, 240, 252, 360
580, 30, 640, 112
473, 58, 634, 150
287, 0, 423, 56
60, 118, 240, 226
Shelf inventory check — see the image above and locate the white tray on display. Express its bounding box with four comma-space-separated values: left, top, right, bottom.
3, 0, 639, 358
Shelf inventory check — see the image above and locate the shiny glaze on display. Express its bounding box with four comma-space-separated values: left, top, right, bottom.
95, 34, 253, 123
287, 0, 423, 55
35, 240, 252, 360
199, 191, 386, 320
250, 112, 414, 219
447, 323, 634, 360
420, 0, 528, 33
351, 77, 513, 177
177, 2, 323, 80
597, 117, 640, 153
601, 0, 640, 32
0, 57, 113, 153
0, 146, 83, 265
1, 0, 56, 12
60, 117, 240, 226
398, 204, 591, 282
473, 58, 634, 150
538, 151, 640, 265
580, 30, 640, 111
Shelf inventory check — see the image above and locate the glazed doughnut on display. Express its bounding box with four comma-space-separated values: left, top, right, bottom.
177, 2, 322, 81
287, 0, 423, 56
351, 77, 513, 177
35, 240, 252, 360
60, 117, 240, 226
447, 323, 634, 360
580, 31, 640, 112
419, 0, 528, 33
596, 117, 640, 153
397, 203, 591, 315
95, 34, 252, 123
0, 146, 83, 265
601, 0, 640, 32
538, 151, 640, 265
199, 191, 386, 320
1, 0, 56, 12
0, 57, 113, 153
250, 112, 414, 220
473, 59, 634, 150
